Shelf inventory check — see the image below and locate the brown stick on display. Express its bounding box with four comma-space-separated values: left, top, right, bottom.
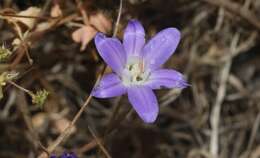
202, 0, 260, 30
0, 13, 58, 20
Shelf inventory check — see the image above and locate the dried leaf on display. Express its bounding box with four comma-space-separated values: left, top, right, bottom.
12, 38, 21, 46
14, 7, 41, 29
35, 22, 51, 32
50, 4, 62, 18
72, 26, 97, 51
89, 12, 112, 33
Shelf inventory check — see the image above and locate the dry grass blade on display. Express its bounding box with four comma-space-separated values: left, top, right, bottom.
210, 33, 239, 158
201, 0, 260, 30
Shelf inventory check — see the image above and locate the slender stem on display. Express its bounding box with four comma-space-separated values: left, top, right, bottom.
88, 126, 112, 158
113, 0, 123, 37
0, 13, 58, 20
210, 33, 239, 158
8, 81, 32, 95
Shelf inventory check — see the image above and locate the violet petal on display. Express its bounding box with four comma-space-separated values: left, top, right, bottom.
49, 155, 57, 158
146, 69, 188, 89
143, 28, 181, 70
123, 19, 145, 57
60, 152, 77, 158
95, 33, 126, 74
92, 73, 126, 98
127, 86, 159, 123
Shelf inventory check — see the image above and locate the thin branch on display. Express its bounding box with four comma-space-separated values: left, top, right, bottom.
113, 0, 123, 37
8, 81, 32, 95
210, 33, 239, 158
0, 13, 58, 20
77, 106, 132, 154
88, 126, 112, 158
201, 0, 260, 30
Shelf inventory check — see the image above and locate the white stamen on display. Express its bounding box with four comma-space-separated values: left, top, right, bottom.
121, 56, 150, 86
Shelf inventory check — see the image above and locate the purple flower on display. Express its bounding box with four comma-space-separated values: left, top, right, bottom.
50, 152, 77, 158
92, 20, 188, 123
60, 152, 77, 158
50, 155, 57, 158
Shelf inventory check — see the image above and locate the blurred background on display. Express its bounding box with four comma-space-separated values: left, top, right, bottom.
0, 0, 260, 158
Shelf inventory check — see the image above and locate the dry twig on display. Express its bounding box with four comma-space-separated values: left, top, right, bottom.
210, 33, 240, 158
201, 0, 260, 30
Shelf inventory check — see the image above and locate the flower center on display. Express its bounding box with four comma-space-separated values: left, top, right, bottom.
121, 56, 149, 86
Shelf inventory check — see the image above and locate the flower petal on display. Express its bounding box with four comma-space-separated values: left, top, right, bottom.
123, 20, 145, 57
127, 86, 159, 123
143, 28, 181, 70
146, 69, 188, 89
95, 33, 126, 74
92, 73, 126, 98
50, 155, 57, 158
61, 152, 77, 158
